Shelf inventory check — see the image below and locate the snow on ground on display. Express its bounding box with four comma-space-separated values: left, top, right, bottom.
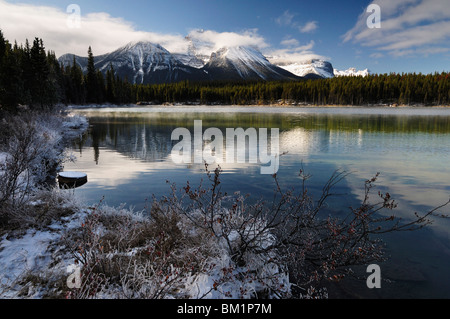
0, 111, 90, 298
61, 113, 89, 142
0, 209, 87, 298
0, 203, 290, 299
62, 113, 88, 129
1, 111, 291, 299
0, 229, 59, 286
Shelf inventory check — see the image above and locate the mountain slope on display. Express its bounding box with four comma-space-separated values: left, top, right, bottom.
203, 46, 300, 81
173, 53, 206, 69
101, 42, 207, 84
59, 41, 206, 84
58, 54, 88, 70
59, 43, 302, 84
271, 59, 335, 79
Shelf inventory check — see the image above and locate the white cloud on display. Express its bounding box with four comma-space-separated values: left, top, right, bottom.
0, 0, 325, 64
0, 0, 188, 56
275, 10, 295, 26
0, 1, 272, 58
280, 36, 300, 47
266, 40, 328, 64
299, 21, 318, 33
187, 29, 269, 56
343, 0, 450, 57
370, 52, 384, 58
275, 10, 319, 34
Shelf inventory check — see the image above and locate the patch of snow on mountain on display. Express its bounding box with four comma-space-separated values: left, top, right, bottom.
173, 53, 206, 69
216, 46, 277, 79
273, 59, 335, 78
225, 46, 271, 66
334, 67, 371, 77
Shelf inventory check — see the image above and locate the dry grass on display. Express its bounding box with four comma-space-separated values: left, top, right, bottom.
60, 200, 217, 299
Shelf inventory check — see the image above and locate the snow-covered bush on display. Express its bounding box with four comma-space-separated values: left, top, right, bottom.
0, 114, 51, 211
173, 166, 291, 298
58, 164, 450, 300
2, 142, 448, 299
61, 167, 291, 299
0, 110, 88, 230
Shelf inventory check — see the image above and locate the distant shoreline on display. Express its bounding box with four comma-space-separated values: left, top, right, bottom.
67, 102, 450, 110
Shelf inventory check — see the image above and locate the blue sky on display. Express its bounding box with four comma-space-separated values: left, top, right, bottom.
0, 0, 449, 74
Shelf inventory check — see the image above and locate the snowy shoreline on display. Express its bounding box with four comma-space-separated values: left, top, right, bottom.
65, 103, 450, 119
0, 111, 90, 298
2, 106, 448, 299
67, 102, 450, 111
70, 103, 450, 108
0, 111, 292, 299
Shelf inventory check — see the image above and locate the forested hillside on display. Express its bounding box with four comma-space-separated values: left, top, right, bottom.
0, 31, 448, 112
128, 73, 450, 106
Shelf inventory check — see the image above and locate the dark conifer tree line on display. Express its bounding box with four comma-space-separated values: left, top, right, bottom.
0, 31, 449, 113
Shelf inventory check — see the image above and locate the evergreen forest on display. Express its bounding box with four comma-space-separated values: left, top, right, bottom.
0, 32, 449, 113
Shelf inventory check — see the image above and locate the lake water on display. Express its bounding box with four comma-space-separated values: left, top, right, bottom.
64, 105, 450, 299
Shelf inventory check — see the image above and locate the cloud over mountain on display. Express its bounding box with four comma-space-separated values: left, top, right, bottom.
0, 0, 188, 56
0, 0, 326, 68
186, 29, 269, 56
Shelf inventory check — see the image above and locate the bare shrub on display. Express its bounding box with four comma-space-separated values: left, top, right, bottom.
268, 170, 449, 296
62, 199, 213, 299
0, 115, 46, 211
1, 187, 78, 234
62, 165, 449, 299
157, 165, 449, 298
0, 111, 80, 230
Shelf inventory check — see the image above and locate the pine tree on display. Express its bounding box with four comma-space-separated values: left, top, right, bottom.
0, 34, 26, 111
70, 56, 85, 104
0, 30, 6, 110
0, 29, 6, 63
106, 64, 116, 103
86, 46, 98, 103
47, 50, 65, 105
19, 39, 33, 105
30, 38, 52, 109
96, 69, 106, 104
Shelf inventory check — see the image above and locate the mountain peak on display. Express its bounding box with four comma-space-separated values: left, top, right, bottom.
119, 41, 169, 53
59, 42, 301, 84
211, 46, 268, 63
205, 46, 299, 81
271, 58, 335, 79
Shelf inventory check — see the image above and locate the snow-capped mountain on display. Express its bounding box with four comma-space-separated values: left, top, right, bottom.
172, 53, 207, 69
59, 41, 205, 84
334, 67, 371, 77
173, 35, 211, 69
270, 59, 335, 79
59, 42, 301, 84
100, 41, 208, 84
59, 41, 373, 84
203, 46, 300, 81
58, 54, 88, 70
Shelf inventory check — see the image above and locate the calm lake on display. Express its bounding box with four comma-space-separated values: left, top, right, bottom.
64, 105, 450, 299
